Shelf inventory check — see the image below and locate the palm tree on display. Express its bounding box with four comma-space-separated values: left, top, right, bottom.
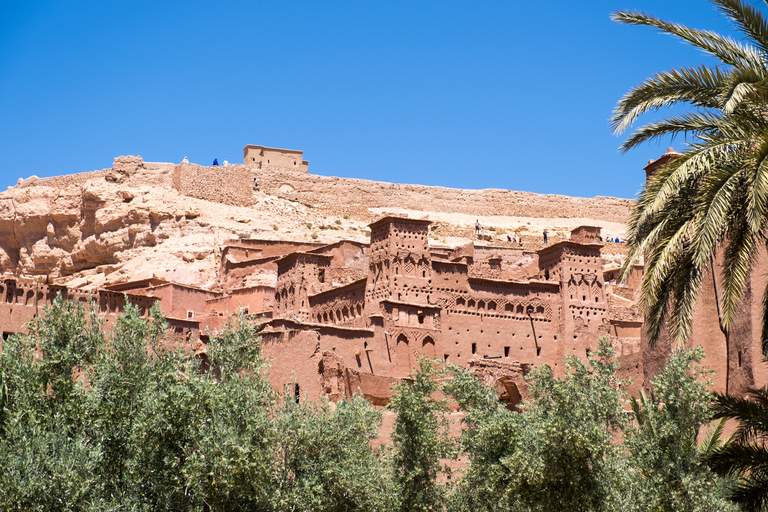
612, 0, 768, 353
614, 3, 768, 509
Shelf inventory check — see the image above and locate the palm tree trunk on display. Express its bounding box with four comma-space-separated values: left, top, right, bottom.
710, 254, 730, 394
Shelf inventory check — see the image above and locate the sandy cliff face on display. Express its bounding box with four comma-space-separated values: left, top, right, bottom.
0, 156, 633, 290
0, 178, 212, 284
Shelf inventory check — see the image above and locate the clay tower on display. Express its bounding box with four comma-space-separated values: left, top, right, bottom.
366, 217, 433, 310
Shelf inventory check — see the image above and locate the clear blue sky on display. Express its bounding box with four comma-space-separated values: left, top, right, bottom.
0, 1, 733, 199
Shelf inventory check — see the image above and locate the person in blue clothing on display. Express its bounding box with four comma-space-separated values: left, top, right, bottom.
213, 158, 219, 166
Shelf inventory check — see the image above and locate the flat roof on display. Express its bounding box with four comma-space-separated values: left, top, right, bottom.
275, 251, 333, 266
380, 299, 441, 310
262, 318, 374, 334
368, 216, 432, 229
537, 239, 603, 256
243, 144, 303, 154
309, 278, 367, 299
103, 277, 169, 291
468, 276, 559, 288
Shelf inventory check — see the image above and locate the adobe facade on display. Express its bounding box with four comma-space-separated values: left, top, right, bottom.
0, 216, 644, 406
243, 145, 309, 173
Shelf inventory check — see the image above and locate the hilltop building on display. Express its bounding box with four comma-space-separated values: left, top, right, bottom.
243, 145, 309, 173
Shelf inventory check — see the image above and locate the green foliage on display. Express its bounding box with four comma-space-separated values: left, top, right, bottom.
0, 295, 742, 511
446, 339, 735, 512
624, 346, 736, 511
389, 356, 454, 512
446, 339, 626, 512
0, 295, 388, 511
269, 397, 391, 512
443, 364, 520, 512
504, 339, 625, 512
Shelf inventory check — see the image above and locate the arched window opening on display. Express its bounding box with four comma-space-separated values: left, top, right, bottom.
495, 379, 523, 411
422, 336, 436, 358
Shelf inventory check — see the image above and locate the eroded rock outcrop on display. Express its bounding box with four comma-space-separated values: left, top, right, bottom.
0, 157, 220, 283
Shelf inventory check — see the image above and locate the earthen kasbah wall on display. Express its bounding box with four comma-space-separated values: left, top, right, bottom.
165, 162, 634, 221
252, 169, 635, 222
16, 170, 111, 190
172, 163, 254, 207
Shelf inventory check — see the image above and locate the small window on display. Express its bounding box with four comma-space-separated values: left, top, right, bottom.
504, 346, 510, 357
418, 313, 424, 324
187, 310, 194, 319
471, 343, 477, 354
318, 268, 325, 283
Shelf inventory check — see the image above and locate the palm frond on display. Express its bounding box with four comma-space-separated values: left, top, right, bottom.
712, 389, 768, 444
611, 9, 766, 71
720, 212, 758, 330
722, 80, 757, 112
668, 252, 705, 343
611, 65, 727, 134
714, 0, 768, 55
746, 144, 768, 234
709, 441, 768, 476
692, 162, 747, 269
727, 471, 768, 512
619, 111, 727, 152
700, 418, 729, 456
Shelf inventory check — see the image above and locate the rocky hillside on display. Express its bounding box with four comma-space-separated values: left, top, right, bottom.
0, 156, 635, 291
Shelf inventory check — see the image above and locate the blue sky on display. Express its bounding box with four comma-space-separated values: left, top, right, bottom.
0, 1, 734, 198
